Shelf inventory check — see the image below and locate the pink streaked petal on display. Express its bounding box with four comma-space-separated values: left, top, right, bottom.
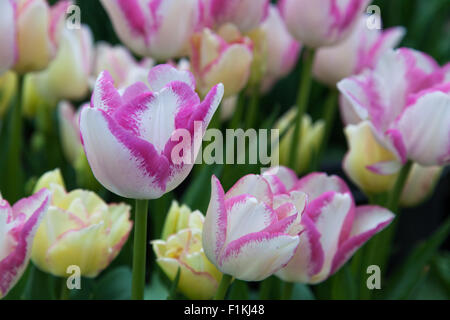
80, 107, 170, 199
121, 81, 150, 105
91, 71, 122, 115
12, 189, 52, 220
203, 175, 227, 265
366, 160, 403, 175
147, 64, 196, 92
224, 194, 278, 245
263, 166, 298, 194
0, 190, 50, 298
394, 91, 450, 166
304, 192, 354, 282
276, 213, 324, 282
293, 172, 351, 201
219, 231, 299, 281
330, 205, 394, 275
225, 174, 273, 207
48, 0, 72, 49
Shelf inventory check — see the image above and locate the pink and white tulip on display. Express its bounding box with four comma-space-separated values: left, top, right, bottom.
100, 0, 202, 61
313, 16, 405, 86
262, 167, 395, 284
190, 25, 253, 98
260, 5, 302, 93
203, 174, 305, 281
80, 64, 224, 199
6, 0, 71, 74
338, 48, 450, 172
207, 0, 270, 33
279, 0, 371, 48
0, 189, 50, 298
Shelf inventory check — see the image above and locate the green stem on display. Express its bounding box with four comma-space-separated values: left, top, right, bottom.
60, 278, 70, 300
131, 199, 149, 300
230, 92, 245, 129
387, 160, 414, 212
214, 274, 233, 300
288, 48, 315, 170
245, 87, 260, 129
313, 88, 339, 171
281, 282, 294, 300
5, 75, 24, 202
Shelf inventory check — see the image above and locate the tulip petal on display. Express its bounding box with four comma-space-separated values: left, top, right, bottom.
0, 190, 50, 298
147, 64, 196, 92
203, 176, 227, 265
330, 205, 394, 275
225, 174, 273, 207
91, 71, 122, 114
80, 107, 170, 199
293, 172, 350, 200
224, 195, 277, 245
219, 232, 299, 281
305, 192, 354, 283
262, 166, 298, 194
0, 0, 17, 75
394, 91, 450, 166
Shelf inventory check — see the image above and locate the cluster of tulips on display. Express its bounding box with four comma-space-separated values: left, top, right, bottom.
0, 0, 449, 300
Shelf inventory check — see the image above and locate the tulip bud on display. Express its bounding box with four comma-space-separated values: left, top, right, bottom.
203, 175, 304, 281
58, 101, 83, 166
313, 16, 405, 86
0, 189, 51, 298
0, 0, 16, 75
274, 110, 325, 174
190, 25, 253, 98
152, 201, 222, 300
100, 0, 201, 61
30, 169, 132, 278
279, 0, 371, 48
13, 0, 72, 74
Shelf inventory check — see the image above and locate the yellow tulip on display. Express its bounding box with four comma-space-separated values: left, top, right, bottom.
31, 169, 132, 278
152, 201, 222, 300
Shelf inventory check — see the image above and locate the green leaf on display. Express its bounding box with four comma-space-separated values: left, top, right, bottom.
385, 217, 450, 299
93, 266, 132, 300
23, 265, 57, 300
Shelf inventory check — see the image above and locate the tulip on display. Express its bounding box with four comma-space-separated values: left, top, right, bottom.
80, 64, 224, 199
207, 0, 269, 33
30, 169, 132, 278
273, 109, 325, 174
203, 174, 304, 281
91, 42, 154, 91
190, 25, 253, 98
313, 16, 405, 86
152, 201, 222, 299
11, 0, 72, 74
260, 167, 395, 284
0, 0, 16, 75
0, 189, 51, 298
279, 0, 371, 48
260, 5, 302, 93
100, 0, 202, 61
25, 24, 94, 106
338, 48, 450, 173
